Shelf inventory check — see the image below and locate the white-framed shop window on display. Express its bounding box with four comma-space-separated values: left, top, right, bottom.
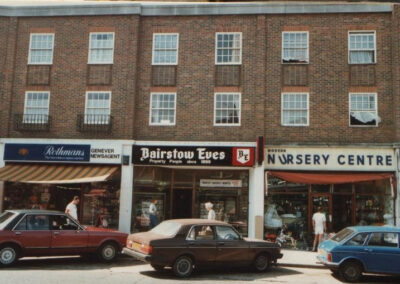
348, 31, 376, 64
85, 91, 111, 124
152, 33, 179, 65
215, 32, 242, 65
24, 91, 50, 123
281, 93, 309, 126
28, 34, 55, 65
349, 93, 379, 127
282, 31, 309, 63
88, 32, 115, 64
214, 93, 241, 126
149, 93, 176, 125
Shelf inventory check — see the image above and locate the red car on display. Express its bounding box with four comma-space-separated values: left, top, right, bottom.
0, 210, 128, 266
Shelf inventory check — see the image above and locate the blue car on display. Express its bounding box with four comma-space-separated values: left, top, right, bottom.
317, 226, 400, 282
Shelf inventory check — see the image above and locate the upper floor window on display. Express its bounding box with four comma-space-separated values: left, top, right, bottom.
348, 31, 376, 64
152, 33, 179, 65
24, 91, 50, 123
85, 92, 111, 124
150, 93, 176, 125
282, 32, 309, 63
28, 34, 54, 65
281, 93, 309, 126
215, 32, 242, 65
214, 93, 241, 126
349, 93, 379, 127
88, 33, 114, 64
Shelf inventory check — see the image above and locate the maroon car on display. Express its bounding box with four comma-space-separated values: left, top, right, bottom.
123, 219, 283, 277
0, 210, 128, 266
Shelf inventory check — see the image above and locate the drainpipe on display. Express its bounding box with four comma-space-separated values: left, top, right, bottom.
0, 142, 4, 213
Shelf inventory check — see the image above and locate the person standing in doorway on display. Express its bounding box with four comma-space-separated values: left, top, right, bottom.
65, 196, 80, 221
149, 199, 159, 229
205, 202, 216, 220
312, 206, 326, 252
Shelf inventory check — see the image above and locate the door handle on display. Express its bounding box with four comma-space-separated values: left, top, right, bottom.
15, 231, 21, 235
218, 242, 225, 246
188, 242, 195, 246
364, 248, 372, 252
54, 231, 60, 235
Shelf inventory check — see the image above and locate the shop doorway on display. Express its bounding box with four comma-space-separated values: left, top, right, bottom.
310, 194, 332, 232
173, 189, 192, 219
332, 194, 354, 232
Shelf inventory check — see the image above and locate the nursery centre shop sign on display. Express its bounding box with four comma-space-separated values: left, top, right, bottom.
265, 147, 395, 171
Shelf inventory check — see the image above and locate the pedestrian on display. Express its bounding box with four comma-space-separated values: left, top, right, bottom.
149, 199, 159, 229
65, 196, 80, 221
205, 202, 216, 220
312, 206, 326, 252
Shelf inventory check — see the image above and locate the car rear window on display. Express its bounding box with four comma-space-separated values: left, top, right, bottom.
150, 221, 181, 237
0, 211, 15, 230
331, 228, 354, 242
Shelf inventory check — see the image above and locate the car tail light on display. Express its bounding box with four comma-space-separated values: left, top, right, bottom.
141, 244, 153, 255
127, 240, 133, 248
327, 253, 332, 262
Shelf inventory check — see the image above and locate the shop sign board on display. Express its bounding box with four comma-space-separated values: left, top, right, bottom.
265, 147, 395, 171
200, 179, 243, 187
4, 143, 122, 164
132, 145, 255, 167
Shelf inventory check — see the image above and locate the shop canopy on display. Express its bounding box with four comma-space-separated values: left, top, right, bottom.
0, 164, 119, 184
268, 171, 394, 185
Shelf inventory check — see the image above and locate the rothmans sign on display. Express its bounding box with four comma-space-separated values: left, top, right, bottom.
265, 147, 395, 171
132, 145, 255, 167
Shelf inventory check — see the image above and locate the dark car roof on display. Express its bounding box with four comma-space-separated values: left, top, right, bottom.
162, 219, 229, 226
7, 209, 64, 215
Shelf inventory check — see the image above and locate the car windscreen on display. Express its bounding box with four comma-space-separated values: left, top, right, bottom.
0, 211, 16, 230
331, 228, 354, 242
150, 221, 181, 237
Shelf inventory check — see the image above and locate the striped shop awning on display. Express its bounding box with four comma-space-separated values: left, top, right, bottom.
0, 164, 119, 184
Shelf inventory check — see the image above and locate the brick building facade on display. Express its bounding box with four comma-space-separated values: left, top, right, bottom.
0, 1, 399, 242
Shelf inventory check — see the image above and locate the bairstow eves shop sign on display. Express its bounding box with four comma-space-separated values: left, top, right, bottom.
265, 147, 395, 171
132, 146, 255, 167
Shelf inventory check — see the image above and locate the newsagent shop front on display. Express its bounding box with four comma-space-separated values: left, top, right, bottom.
131, 143, 256, 236
264, 146, 397, 250
0, 140, 126, 230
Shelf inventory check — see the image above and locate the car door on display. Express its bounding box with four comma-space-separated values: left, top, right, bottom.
337, 233, 369, 263
13, 214, 52, 256
50, 214, 89, 255
363, 232, 400, 274
215, 225, 249, 267
186, 225, 217, 267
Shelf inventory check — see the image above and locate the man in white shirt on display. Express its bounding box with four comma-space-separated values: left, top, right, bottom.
312, 206, 327, 252
65, 196, 80, 221
149, 199, 159, 229
205, 202, 216, 220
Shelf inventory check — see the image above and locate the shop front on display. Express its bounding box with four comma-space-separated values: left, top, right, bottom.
264, 146, 396, 250
0, 140, 126, 230
131, 143, 255, 236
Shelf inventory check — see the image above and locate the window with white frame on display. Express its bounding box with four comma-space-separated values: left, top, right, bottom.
88, 33, 114, 64
215, 33, 242, 64
152, 34, 179, 65
349, 93, 379, 126
85, 92, 111, 124
150, 93, 176, 125
28, 34, 54, 64
24, 92, 50, 123
281, 93, 309, 126
214, 93, 241, 125
348, 32, 376, 64
282, 32, 309, 63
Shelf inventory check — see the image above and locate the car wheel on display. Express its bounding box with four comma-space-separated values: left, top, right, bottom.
253, 253, 270, 272
0, 245, 18, 266
151, 264, 165, 272
98, 242, 118, 262
173, 255, 193, 278
340, 261, 362, 282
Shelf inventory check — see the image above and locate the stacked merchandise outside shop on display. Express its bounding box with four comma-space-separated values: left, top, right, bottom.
264, 146, 396, 250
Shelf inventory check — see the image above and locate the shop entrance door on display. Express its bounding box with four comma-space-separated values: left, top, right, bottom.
173, 189, 192, 219
310, 194, 332, 232
332, 194, 354, 232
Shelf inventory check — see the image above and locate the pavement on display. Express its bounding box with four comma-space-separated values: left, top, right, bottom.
278, 249, 325, 269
